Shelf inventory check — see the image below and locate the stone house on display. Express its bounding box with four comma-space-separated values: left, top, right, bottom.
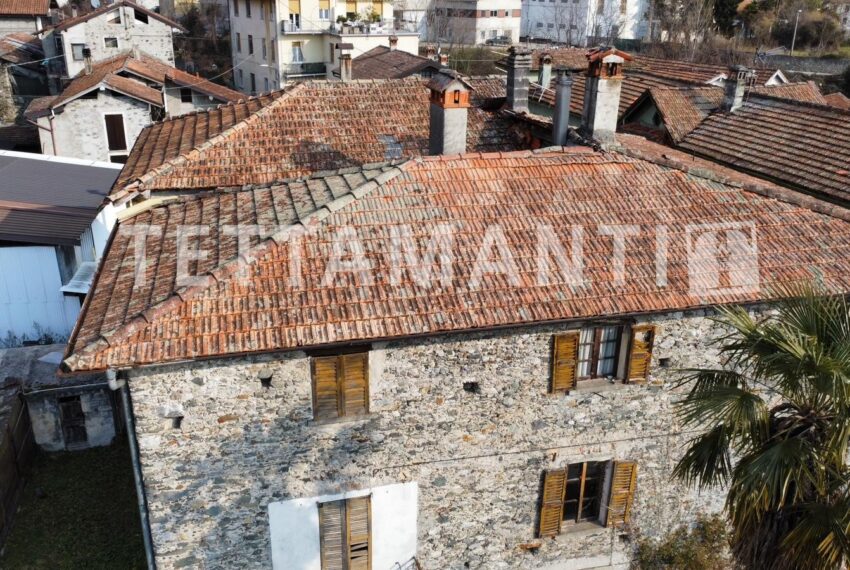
0, 0, 48, 37
0, 31, 48, 124
24, 51, 243, 161
38, 0, 185, 89
61, 59, 850, 569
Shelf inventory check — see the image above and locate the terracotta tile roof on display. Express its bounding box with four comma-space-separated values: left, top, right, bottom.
631, 55, 781, 86
529, 72, 682, 117
0, 32, 42, 64
348, 46, 443, 79
647, 86, 723, 143
111, 77, 524, 198
63, 148, 850, 371
0, 0, 47, 16
749, 81, 826, 104
47, 0, 185, 32
679, 96, 850, 204
824, 92, 850, 110
24, 52, 240, 118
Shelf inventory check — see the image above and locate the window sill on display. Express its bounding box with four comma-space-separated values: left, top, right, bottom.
571, 378, 623, 394
311, 413, 376, 427
559, 521, 610, 538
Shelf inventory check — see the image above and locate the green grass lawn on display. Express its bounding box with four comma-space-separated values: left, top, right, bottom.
1, 441, 146, 569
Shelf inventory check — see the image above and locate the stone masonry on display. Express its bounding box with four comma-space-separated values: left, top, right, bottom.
128, 307, 737, 569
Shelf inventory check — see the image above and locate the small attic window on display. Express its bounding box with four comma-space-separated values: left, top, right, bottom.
107, 10, 120, 23
134, 9, 148, 23
180, 88, 193, 103
453, 89, 461, 104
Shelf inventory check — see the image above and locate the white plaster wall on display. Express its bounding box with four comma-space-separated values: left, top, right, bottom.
522, 0, 591, 44
268, 482, 418, 570
230, 0, 279, 93
0, 16, 40, 37
60, 6, 176, 78
47, 91, 152, 161
0, 246, 80, 340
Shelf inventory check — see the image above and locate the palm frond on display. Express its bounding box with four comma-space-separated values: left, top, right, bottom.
673, 425, 732, 490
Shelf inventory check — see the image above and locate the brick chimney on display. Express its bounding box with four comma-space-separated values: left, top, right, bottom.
506, 46, 531, 113
83, 46, 92, 75
425, 44, 437, 61
538, 53, 553, 87
580, 47, 632, 144
337, 42, 353, 82
439, 52, 449, 66
389, 35, 398, 51
552, 70, 573, 146
722, 65, 754, 112
427, 70, 473, 155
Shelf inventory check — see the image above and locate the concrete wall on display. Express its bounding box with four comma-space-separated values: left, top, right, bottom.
268, 482, 418, 569
0, 15, 40, 38
36, 90, 152, 161
163, 80, 229, 116
59, 5, 176, 78
128, 308, 734, 569
27, 387, 116, 451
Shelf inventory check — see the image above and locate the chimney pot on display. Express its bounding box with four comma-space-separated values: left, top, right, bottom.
439, 53, 448, 66
552, 70, 573, 146
538, 53, 553, 88
337, 43, 353, 82
506, 46, 532, 113
721, 65, 753, 112
580, 47, 631, 144
427, 70, 472, 156
82, 46, 92, 75
425, 44, 437, 61
389, 35, 398, 51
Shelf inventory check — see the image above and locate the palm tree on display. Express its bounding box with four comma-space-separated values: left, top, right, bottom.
674, 288, 850, 570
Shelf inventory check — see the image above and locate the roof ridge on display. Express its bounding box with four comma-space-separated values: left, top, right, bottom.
746, 91, 850, 116
64, 162, 409, 369
122, 84, 306, 194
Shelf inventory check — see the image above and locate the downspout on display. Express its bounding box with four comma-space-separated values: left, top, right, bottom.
108, 369, 157, 570
26, 108, 58, 155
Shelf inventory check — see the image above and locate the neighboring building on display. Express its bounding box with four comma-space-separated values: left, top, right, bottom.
227, 0, 419, 92
338, 42, 445, 79
0, 343, 116, 452
24, 51, 243, 162
106, 75, 516, 203
61, 106, 850, 569
521, 0, 648, 46
0, 0, 48, 37
437, 0, 522, 44
0, 150, 121, 343
0, 31, 48, 124
824, 90, 850, 110
39, 0, 185, 87
829, 0, 850, 38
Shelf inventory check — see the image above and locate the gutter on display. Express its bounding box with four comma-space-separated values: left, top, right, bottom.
25, 108, 58, 155
109, 370, 157, 570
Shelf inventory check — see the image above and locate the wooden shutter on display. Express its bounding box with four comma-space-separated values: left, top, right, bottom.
340, 353, 369, 417
551, 332, 579, 392
346, 496, 371, 569
538, 469, 566, 537
104, 114, 126, 151
607, 461, 637, 527
627, 325, 656, 383
313, 356, 340, 420
319, 500, 346, 570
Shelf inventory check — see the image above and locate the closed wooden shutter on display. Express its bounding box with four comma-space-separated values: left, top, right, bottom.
346, 0, 355, 13
538, 469, 566, 537
104, 114, 126, 151
551, 332, 579, 392
313, 356, 340, 420
340, 353, 369, 416
288, 0, 300, 13
346, 496, 371, 569
607, 461, 637, 527
627, 325, 656, 383
319, 500, 346, 570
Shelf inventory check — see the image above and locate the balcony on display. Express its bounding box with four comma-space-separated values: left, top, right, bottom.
280, 20, 329, 34
330, 19, 418, 36
281, 62, 327, 77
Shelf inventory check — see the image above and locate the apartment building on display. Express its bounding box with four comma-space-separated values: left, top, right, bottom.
521, 0, 649, 45
228, 0, 419, 93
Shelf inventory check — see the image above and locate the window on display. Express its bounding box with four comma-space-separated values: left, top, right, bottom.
134, 8, 148, 23
271, 40, 275, 62
248, 34, 254, 54
536, 21, 543, 28
237, 68, 243, 86
236, 32, 241, 52
547, 22, 554, 28
59, 395, 88, 448
71, 43, 85, 61
104, 114, 126, 151
259, 0, 264, 19
539, 461, 637, 536
107, 10, 121, 23
245, 0, 251, 17
550, 324, 655, 392
180, 88, 193, 103
319, 496, 371, 569
250, 72, 256, 93
319, 7, 330, 19
264, 77, 269, 91
311, 352, 369, 420
292, 41, 304, 62
620, 0, 627, 14
262, 37, 267, 59
234, 0, 239, 16
104, 37, 118, 48
490, 9, 497, 16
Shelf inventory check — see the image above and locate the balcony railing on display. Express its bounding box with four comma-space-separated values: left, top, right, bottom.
280, 20, 329, 34
281, 62, 327, 77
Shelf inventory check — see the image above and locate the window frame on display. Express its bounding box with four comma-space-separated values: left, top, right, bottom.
245, 0, 251, 17
180, 87, 193, 103
104, 36, 119, 48
576, 324, 623, 381
235, 32, 241, 53
71, 43, 86, 61
248, 34, 254, 54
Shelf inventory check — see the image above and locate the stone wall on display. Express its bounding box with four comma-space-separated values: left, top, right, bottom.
27, 387, 116, 451
129, 308, 735, 569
